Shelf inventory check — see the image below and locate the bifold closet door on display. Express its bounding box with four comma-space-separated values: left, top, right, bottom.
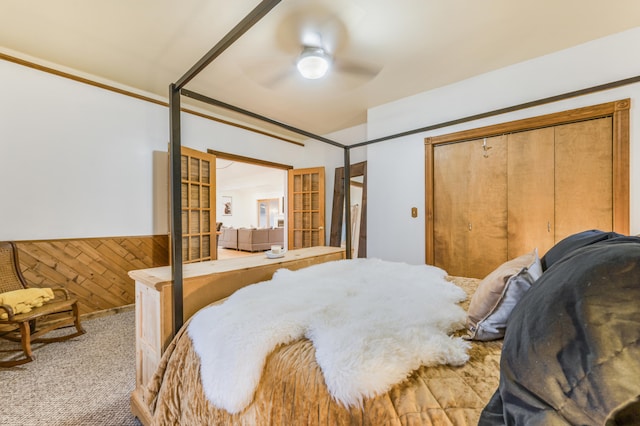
554, 117, 613, 240
507, 127, 555, 259
433, 136, 507, 278
433, 142, 469, 277
428, 100, 628, 277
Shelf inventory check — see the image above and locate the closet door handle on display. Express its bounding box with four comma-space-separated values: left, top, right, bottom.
547, 221, 551, 232
468, 223, 472, 231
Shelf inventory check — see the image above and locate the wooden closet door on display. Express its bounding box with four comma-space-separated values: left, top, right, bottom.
427, 100, 629, 274
555, 117, 613, 240
433, 142, 471, 277
507, 127, 555, 259
434, 136, 507, 278
467, 136, 508, 278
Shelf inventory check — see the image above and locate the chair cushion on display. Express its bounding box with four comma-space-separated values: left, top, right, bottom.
0, 288, 54, 319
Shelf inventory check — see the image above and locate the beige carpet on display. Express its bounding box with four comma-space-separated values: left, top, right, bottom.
0, 310, 141, 425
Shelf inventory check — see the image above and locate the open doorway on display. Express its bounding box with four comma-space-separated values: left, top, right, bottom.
212, 151, 291, 260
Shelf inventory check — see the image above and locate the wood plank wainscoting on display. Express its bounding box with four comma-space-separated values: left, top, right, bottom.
13, 236, 169, 316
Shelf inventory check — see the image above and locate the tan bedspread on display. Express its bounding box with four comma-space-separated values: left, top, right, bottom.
137, 276, 502, 425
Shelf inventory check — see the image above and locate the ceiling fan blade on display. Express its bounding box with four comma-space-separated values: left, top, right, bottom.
238, 54, 297, 88
262, 68, 297, 89
238, 2, 375, 90
334, 57, 382, 78
275, 3, 349, 54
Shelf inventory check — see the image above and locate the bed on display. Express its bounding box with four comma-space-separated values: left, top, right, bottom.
131, 259, 503, 425
150, 5, 638, 422
131, 231, 640, 425
479, 232, 640, 425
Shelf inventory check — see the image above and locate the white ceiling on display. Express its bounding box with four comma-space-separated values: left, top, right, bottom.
216, 159, 285, 192
2, 1, 640, 142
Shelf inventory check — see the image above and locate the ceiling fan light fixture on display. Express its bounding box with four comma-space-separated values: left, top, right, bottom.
296, 47, 330, 79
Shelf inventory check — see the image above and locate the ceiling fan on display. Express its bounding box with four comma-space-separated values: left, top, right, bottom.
241, 2, 381, 88
296, 46, 331, 79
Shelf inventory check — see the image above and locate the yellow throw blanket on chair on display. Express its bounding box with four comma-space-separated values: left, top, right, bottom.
0, 288, 55, 319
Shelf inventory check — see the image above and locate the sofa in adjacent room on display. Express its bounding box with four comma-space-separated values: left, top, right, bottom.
237, 227, 284, 252
218, 227, 238, 249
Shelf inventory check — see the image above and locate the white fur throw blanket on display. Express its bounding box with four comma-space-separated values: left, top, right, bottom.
187, 258, 470, 414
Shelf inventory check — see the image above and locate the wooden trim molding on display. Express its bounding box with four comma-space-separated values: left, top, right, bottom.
428, 99, 629, 145
613, 99, 631, 234
424, 99, 631, 265
207, 150, 293, 170
0, 52, 303, 146
424, 147, 435, 266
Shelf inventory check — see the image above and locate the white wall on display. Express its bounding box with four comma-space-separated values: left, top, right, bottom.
217, 187, 285, 229
183, 113, 346, 243
0, 60, 168, 240
10, 26, 637, 255
367, 27, 640, 264
0, 58, 342, 241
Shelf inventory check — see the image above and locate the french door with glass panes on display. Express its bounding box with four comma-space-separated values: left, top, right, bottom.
180, 146, 216, 262
288, 167, 325, 249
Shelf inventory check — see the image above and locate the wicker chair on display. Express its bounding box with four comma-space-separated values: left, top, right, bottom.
0, 241, 85, 367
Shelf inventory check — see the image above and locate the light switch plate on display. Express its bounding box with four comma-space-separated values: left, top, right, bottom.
411, 207, 418, 218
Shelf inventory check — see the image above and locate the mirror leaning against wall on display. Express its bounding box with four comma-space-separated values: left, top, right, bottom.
330, 161, 367, 258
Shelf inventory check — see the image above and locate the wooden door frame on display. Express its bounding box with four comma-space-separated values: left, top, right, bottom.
424, 99, 630, 265
207, 150, 293, 171
208, 149, 292, 232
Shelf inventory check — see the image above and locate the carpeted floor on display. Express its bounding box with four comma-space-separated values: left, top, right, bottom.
0, 310, 141, 426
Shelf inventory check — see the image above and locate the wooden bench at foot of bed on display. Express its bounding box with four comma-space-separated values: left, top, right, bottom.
129, 246, 345, 390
